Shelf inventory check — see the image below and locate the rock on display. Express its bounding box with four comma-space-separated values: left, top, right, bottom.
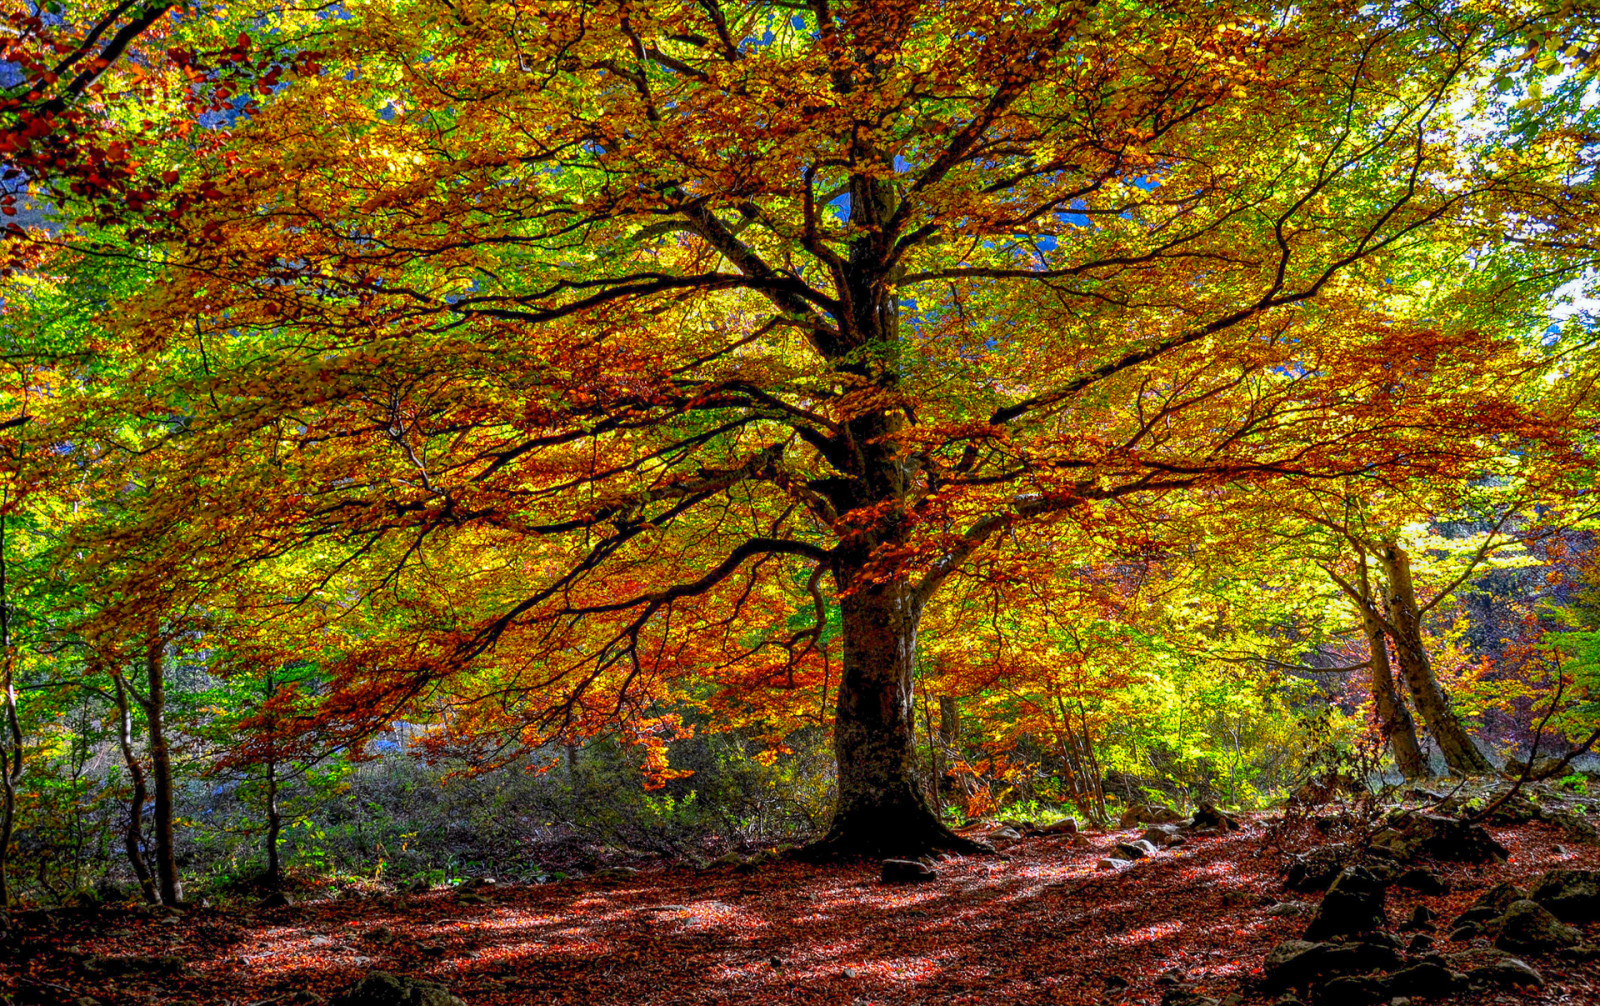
403, 878, 432, 893
1141, 824, 1182, 846
1071, 833, 1093, 849
880, 859, 938, 885
1473, 881, 1526, 915
1041, 818, 1078, 835
1547, 811, 1600, 845
989, 826, 1022, 842
1385, 961, 1458, 996
1493, 899, 1582, 952
259, 891, 294, 909
1114, 839, 1158, 860
1265, 900, 1315, 918
1447, 924, 1482, 942
1190, 802, 1236, 831
328, 973, 465, 1006
1393, 867, 1446, 895
1304, 867, 1387, 940
1529, 868, 1600, 921
1400, 904, 1433, 930
456, 891, 490, 905
1406, 934, 1435, 953
1319, 975, 1389, 1004
1260, 938, 1398, 990
1557, 943, 1600, 961
1282, 844, 1353, 891
1118, 805, 1143, 829
1159, 985, 1219, 1006
1146, 804, 1184, 824
1096, 857, 1131, 871
1467, 957, 1544, 989
1404, 814, 1509, 863
362, 925, 394, 943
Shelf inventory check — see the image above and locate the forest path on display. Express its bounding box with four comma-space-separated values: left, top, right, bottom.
2, 817, 1594, 1005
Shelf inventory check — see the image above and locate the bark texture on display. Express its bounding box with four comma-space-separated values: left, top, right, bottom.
1378, 544, 1492, 775
111, 669, 158, 904
1354, 560, 1426, 778
141, 639, 183, 904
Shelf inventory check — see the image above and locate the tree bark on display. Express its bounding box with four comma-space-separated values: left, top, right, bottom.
1378, 544, 1491, 775
1354, 556, 1426, 778
140, 638, 182, 904
0, 510, 20, 920
263, 756, 282, 890
111, 670, 158, 904
803, 577, 987, 858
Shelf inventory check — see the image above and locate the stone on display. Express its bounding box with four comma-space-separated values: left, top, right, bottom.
1158, 985, 1219, 1006
1265, 900, 1315, 919
1447, 924, 1482, 942
1393, 867, 1447, 895
1406, 934, 1434, 953
362, 926, 394, 943
1114, 839, 1158, 860
1190, 802, 1236, 831
989, 826, 1022, 841
1141, 824, 1182, 846
1385, 962, 1458, 996
1071, 833, 1093, 849
1529, 868, 1600, 921
1118, 805, 1144, 829
1041, 818, 1078, 835
1304, 867, 1387, 940
880, 859, 938, 884
1404, 814, 1509, 863
1146, 804, 1184, 824
1319, 975, 1389, 1004
328, 973, 465, 1006
1472, 881, 1526, 915
1467, 957, 1544, 989
1096, 857, 1131, 871
1400, 904, 1433, 931
1282, 845, 1353, 892
1493, 899, 1581, 953
1547, 811, 1600, 845
1260, 939, 1398, 990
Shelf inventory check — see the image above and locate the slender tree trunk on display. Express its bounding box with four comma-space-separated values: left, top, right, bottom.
140, 638, 182, 904
264, 757, 282, 890
1353, 557, 1426, 778
1378, 544, 1491, 775
111, 671, 158, 904
0, 509, 20, 920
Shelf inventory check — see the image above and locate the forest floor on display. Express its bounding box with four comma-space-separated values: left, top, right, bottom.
1, 811, 1596, 1006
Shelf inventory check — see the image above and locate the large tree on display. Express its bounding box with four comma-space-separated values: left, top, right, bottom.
27, 0, 1598, 856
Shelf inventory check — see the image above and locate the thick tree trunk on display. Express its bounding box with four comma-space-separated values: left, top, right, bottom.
111, 671, 158, 904
1355, 581, 1426, 778
1378, 544, 1491, 775
141, 639, 182, 905
802, 577, 987, 859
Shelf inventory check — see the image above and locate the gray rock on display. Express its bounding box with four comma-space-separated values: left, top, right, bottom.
1493, 899, 1581, 952
880, 859, 937, 884
1304, 866, 1387, 940
1096, 857, 1132, 871
1040, 818, 1078, 835
1393, 867, 1446, 895
1260, 938, 1399, 990
1473, 881, 1526, 915
1385, 961, 1458, 996
1114, 839, 1159, 860
329, 973, 465, 1006
1265, 900, 1315, 918
1529, 868, 1600, 922
1141, 824, 1182, 846
1319, 974, 1388, 1004
1467, 957, 1544, 989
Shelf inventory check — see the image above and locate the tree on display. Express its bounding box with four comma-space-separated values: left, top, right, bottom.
26, 0, 1600, 857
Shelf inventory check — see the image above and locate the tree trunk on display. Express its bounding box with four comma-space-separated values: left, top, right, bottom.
263, 756, 282, 890
0, 571, 18, 920
1353, 560, 1426, 778
111, 671, 158, 904
1378, 544, 1491, 775
802, 577, 986, 859
141, 638, 182, 904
